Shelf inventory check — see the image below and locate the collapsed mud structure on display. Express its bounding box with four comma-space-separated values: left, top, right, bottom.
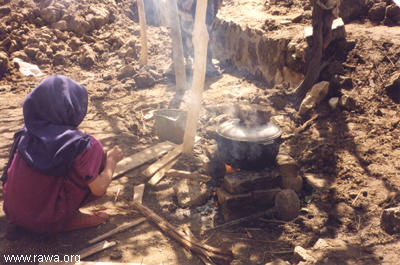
1, 0, 400, 264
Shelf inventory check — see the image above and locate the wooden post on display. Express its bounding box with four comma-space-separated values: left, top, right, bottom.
168, 0, 187, 91
182, 0, 209, 154
137, 0, 148, 65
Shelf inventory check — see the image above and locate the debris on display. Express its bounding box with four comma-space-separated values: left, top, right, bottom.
79, 45, 96, 68
133, 184, 145, 203
112, 141, 176, 179
87, 218, 146, 245
117, 65, 136, 80
133, 70, 155, 88
381, 206, 400, 234
12, 58, 43, 77
274, 189, 300, 221
174, 179, 211, 208
131, 200, 234, 264
339, 94, 356, 110
368, 2, 386, 22
165, 169, 211, 182
299, 81, 330, 115
294, 245, 317, 263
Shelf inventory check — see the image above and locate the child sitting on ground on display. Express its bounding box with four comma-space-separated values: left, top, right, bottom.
1, 75, 123, 233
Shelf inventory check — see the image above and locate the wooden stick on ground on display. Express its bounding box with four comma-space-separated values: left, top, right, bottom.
77, 240, 116, 259
182, 0, 209, 154
133, 184, 145, 203
143, 145, 183, 178
147, 156, 179, 185
112, 141, 176, 179
137, 0, 148, 65
166, 169, 211, 182
168, 0, 186, 90
88, 218, 146, 245
131, 200, 234, 264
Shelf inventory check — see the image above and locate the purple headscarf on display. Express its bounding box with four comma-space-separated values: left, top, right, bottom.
17, 75, 91, 177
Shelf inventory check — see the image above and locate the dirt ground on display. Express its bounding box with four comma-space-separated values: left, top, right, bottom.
1, 0, 400, 264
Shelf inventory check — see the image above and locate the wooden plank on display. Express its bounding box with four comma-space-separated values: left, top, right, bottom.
182, 0, 209, 154
137, 0, 148, 65
133, 184, 145, 203
143, 145, 183, 178
165, 169, 211, 182
168, 0, 186, 91
87, 218, 146, 245
147, 156, 179, 186
112, 141, 176, 179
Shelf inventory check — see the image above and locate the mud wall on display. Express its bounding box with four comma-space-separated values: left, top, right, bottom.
210, 19, 305, 88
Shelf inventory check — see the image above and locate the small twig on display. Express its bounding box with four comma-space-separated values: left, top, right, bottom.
352, 190, 363, 206
114, 187, 121, 202
386, 55, 396, 68
259, 218, 288, 224
265, 249, 293, 254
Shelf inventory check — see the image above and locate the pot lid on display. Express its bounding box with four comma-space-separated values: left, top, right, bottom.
217, 119, 282, 142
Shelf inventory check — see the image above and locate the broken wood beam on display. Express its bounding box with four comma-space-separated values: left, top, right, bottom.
112, 141, 176, 179
143, 145, 183, 178
168, 0, 186, 90
137, 0, 148, 65
88, 218, 146, 245
166, 169, 211, 182
182, 0, 209, 154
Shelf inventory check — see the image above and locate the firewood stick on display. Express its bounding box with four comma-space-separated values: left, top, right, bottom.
182, 0, 209, 154
137, 0, 148, 65
131, 200, 233, 263
168, 0, 186, 90
147, 156, 179, 185
78, 240, 116, 259
87, 218, 146, 245
143, 145, 183, 178
133, 184, 145, 203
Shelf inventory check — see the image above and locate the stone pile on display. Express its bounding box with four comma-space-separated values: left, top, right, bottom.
216, 148, 302, 221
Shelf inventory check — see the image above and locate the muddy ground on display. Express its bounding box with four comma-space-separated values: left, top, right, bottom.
0, 0, 400, 264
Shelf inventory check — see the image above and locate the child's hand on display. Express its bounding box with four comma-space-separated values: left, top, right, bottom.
107, 146, 123, 164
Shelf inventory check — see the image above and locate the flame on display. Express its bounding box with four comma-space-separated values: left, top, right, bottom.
224, 164, 240, 174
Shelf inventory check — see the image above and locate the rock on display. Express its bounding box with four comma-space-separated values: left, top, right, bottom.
117, 65, 136, 80
274, 189, 300, 221
339, 0, 369, 23
368, 2, 387, 22
294, 246, 317, 263
264, 258, 290, 265
0, 51, 9, 78
134, 70, 156, 89
68, 37, 82, 51
385, 71, 400, 103
52, 20, 68, 31
68, 15, 92, 35
304, 173, 329, 189
217, 188, 280, 221
281, 175, 303, 193
299, 81, 330, 115
174, 179, 211, 208
53, 52, 65, 65
276, 151, 298, 178
328, 97, 339, 110
385, 4, 400, 23
79, 45, 96, 68
0, 7, 11, 16
339, 94, 356, 110
381, 206, 400, 234
24, 46, 40, 60
331, 17, 346, 40
223, 169, 280, 194
86, 6, 110, 29
40, 6, 63, 24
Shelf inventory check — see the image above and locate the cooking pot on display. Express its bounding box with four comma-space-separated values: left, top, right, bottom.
216, 119, 282, 170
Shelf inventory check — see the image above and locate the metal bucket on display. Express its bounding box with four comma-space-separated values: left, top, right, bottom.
154, 109, 187, 144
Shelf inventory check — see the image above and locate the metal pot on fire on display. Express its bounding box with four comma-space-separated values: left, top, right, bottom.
215, 119, 282, 170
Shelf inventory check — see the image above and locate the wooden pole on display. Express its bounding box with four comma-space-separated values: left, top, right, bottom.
168, 0, 187, 91
182, 0, 209, 154
137, 0, 148, 65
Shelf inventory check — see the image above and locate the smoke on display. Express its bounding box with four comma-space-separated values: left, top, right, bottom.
394, 0, 400, 7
